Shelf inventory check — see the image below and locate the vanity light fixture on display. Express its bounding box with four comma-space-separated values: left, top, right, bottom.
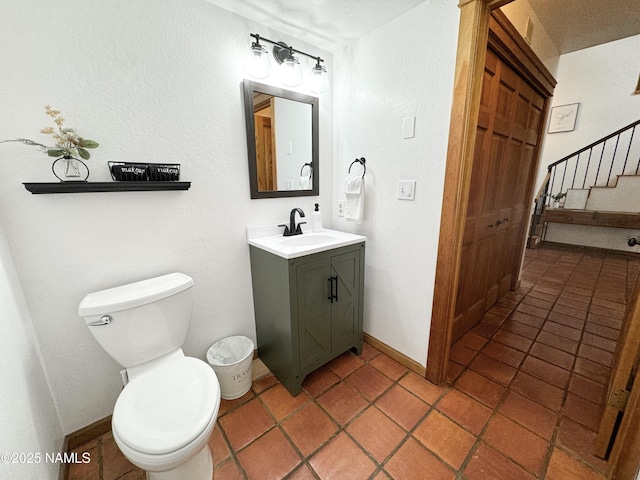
276, 44, 303, 87
245, 36, 271, 79
246, 33, 329, 92
310, 60, 329, 94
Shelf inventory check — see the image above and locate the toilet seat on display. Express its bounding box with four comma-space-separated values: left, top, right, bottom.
113, 357, 219, 455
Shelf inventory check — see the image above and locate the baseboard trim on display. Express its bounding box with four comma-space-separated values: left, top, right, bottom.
540, 240, 640, 258
363, 333, 426, 377
65, 415, 112, 451
59, 416, 112, 480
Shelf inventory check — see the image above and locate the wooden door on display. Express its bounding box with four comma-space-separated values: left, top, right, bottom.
595, 271, 640, 459
453, 47, 545, 342
254, 99, 277, 191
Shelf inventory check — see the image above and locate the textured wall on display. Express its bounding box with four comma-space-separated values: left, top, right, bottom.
0, 221, 62, 480
536, 34, 640, 191
0, 0, 332, 433
333, 0, 459, 366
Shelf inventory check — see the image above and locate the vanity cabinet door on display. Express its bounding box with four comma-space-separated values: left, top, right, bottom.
296, 248, 362, 369
330, 249, 361, 353
297, 258, 333, 369
250, 242, 364, 396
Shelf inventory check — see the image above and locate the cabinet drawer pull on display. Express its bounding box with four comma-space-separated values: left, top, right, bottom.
334, 276, 338, 302
328, 276, 338, 303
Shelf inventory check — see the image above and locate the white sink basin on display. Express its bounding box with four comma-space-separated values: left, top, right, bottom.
280, 233, 337, 247
247, 227, 366, 259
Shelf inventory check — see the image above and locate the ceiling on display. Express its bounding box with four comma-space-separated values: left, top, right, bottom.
206, 0, 425, 52
526, 0, 640, 54
205, 0, 640, 55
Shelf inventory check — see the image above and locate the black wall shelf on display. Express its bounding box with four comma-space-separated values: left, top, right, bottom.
23, 182, 191, 194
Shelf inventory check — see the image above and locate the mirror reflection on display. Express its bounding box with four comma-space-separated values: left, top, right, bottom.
243, 80, 319, 199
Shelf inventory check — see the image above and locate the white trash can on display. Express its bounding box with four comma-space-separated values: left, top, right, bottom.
206, 336, 254, 400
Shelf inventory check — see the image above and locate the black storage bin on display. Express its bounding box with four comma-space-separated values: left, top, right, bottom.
148, 163, 180, 181
109, 162, 149, 181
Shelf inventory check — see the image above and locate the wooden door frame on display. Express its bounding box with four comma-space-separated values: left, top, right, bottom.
426, 3, 640, 476
426, 0, 555, 383
609, 368, 640, 478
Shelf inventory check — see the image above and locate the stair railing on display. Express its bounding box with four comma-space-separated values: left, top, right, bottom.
527, 171, 550, 248
544, 118, 640, 206
527, 118, 640, 248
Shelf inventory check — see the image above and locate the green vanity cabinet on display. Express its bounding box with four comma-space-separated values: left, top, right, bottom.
249, 242, 365, 395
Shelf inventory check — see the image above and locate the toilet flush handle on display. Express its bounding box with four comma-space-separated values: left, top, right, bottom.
87, 315, 113, 326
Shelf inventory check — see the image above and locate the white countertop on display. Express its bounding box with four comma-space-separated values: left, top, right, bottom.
247, 225, 366, 259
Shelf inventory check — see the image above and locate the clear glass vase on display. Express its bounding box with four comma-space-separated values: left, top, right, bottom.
51, 155, 89, 182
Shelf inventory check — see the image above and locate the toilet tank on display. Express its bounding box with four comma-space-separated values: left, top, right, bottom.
78, 273, 194, 368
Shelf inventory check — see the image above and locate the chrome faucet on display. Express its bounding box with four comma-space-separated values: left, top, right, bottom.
279, 208, 306, 236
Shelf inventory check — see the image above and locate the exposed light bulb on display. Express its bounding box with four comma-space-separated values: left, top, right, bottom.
245, 43, 271, 79
279, 55, 302, 87
310, 63, 330, 94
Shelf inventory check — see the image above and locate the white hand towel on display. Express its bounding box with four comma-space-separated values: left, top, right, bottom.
299, 175, 311, 189
344, 173, 364, 223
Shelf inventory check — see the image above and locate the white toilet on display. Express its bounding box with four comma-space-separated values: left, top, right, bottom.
78, 272, 220, 480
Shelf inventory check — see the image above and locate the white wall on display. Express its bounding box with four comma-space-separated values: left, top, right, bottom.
0, 221, 63, 480
536, 34, 640, 191
333, 0, 459, 366
0, 0, 333, 433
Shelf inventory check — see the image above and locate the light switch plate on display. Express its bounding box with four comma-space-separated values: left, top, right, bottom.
397, 180, 416, 200
403, 116, 416, 139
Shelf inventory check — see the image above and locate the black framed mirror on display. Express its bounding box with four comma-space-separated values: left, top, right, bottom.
243, 80, 319, 198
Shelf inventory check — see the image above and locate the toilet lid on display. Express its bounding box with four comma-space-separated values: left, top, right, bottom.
113, 357, 220, 455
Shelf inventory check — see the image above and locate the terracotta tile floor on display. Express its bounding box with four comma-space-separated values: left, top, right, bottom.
67, 245, 640, 480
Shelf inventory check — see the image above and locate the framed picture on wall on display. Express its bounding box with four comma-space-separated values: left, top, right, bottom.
548, 103, 580, 133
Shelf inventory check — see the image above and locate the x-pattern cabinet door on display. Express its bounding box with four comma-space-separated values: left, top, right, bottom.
331, 250, 361, 353
297, 258, 333, 369
296, 248, 362, 369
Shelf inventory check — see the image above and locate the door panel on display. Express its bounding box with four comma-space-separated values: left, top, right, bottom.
452, 47, 545, 342
296, 250, 362, 368
331, 250, 361, 351
255, 116, 275, 191
466, 129, 489, 232
254, 97, 278, 192
297, 259, 332, 369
